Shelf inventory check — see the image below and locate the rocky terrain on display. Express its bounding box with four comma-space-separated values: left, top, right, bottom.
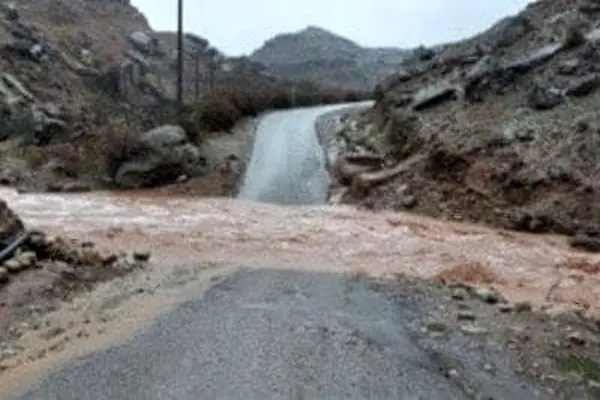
0, 0, 368, 195
0, 199, 149, 368
250, 26, 412, 91
324, 0, 600, 252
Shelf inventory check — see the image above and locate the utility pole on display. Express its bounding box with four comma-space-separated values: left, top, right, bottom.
176, 0, 184, 109
290, 84, 296, 107
194, 50, 200, 102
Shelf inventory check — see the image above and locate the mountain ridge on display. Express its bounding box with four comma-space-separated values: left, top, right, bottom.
249, 25, 410, 90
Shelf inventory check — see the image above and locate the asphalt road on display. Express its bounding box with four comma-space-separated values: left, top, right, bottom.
237, 102, 370, 204
15, 268, 550, 400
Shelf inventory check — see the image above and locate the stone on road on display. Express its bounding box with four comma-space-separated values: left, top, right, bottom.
15, 268, 549, 400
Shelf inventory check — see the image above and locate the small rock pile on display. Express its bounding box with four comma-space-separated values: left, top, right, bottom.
0, 199, 147, 288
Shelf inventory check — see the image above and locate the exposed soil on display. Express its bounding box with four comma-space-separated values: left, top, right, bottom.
324, 0, 600, 254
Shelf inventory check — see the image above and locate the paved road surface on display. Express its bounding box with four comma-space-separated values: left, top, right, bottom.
237, 103, 370, 204
15, 268, 549, 400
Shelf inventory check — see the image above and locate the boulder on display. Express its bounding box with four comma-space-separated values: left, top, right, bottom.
565, 74, 600, 97
0, 199, 24, 246
114, 125, 204, 189
504, 43, 562, 73
527, 84, 564, 110
411, 83, 458, 111
2, 2, 19, 21
128, 31, 158, 55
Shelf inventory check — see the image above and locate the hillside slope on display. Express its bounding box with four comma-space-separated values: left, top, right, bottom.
326, 0, 600, 249
250, 26, 409, 91
0, 0, 367, 193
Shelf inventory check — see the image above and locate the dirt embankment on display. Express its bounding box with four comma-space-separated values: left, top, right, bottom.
0, 198, 150, 373
324, 0, 600, 253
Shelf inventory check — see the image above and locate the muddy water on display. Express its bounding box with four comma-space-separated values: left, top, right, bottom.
1, 186, 599, 315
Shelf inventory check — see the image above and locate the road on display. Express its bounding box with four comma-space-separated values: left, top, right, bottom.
7, 103, 563, 399
15, 268, 549, 400
238, 103, 368, 204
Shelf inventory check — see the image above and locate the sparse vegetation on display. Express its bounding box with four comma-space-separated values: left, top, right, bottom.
174, 83, 371, 140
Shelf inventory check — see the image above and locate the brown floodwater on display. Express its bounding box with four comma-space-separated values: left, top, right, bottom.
1, 186, 599, 316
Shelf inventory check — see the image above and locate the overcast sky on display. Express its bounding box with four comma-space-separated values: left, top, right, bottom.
131, 0, 532, 55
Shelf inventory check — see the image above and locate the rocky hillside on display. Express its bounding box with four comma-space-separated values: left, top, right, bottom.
0, 0, 368, 194
250, 26, 410, 91
326, 0, 600, 250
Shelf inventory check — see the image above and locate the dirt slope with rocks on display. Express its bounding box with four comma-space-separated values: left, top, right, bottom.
325, 0, 600, 251
0, 199, 149, 369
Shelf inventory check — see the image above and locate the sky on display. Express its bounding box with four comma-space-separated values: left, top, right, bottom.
130, 0, 533, 56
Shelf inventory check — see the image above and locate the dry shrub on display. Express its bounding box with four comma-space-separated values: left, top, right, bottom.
45, 143, 83, 177
95, 117, 142, 178
384, 109, 423, 160
174, 81, 372, 139
20, 145, 47, 169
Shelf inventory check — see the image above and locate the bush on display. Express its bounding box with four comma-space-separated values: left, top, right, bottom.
174, 81, 372, 138
96, 118, 143, 178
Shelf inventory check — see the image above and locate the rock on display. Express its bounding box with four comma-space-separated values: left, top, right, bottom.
114, 125, 203, 189
473, 287, 501, 304
504, 43, 563, 73
565, 331, 586, 346
499, 304, 514, 313
460, 324, 488, 335
0, 199, 24, 246
2, 2, 19, 21
401, 195, 417, 209
4, 258, 27, 273
133, 251, 151, 262
47, 181, 91, 193
465, 55, 500, 83
557, 59, 581, 75
128, 31, 158, 55
527, 84, 564, 110
451, 287, 468, 301
426, 321, 447, 332
78, 248, 104, 267
374, 69, 413, 100
411, 83, 458, 111
0, 267, 9, 283
569, 234, 600, 253
457, 311, 476, 321
514, 301, 533, 313
565, 74, 600, 97
579, 1, 600, 14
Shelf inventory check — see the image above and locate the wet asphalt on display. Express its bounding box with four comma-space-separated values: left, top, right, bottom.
15, 268, 550, 399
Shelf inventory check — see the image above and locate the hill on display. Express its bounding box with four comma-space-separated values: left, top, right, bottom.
0, 0, 367, 193
324, 0, 600, 250
250, 26, 410, 91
